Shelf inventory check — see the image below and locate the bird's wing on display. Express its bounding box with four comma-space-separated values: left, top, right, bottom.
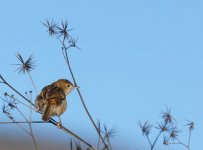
41, 84, 66, 105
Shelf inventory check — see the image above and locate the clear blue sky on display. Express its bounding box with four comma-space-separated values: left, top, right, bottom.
0, 0, 203, 150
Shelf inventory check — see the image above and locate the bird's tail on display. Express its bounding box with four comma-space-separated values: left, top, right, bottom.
42, 105, 52, 121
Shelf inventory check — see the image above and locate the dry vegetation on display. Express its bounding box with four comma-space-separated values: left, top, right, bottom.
0, 20, 194, 150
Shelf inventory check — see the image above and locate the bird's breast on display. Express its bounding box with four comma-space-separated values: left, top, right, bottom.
52, 100, 67, 116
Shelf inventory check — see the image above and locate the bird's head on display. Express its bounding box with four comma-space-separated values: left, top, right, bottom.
56, 79, 79, 94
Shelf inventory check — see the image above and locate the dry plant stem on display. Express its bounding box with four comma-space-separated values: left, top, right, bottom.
19, 108, 39, 150
1, 97, 31, 135
27, 71, 38, 94
14, 121, 31, 135
0, 75, 35, 108
6, 97, 39, 150
188, 129, 192, 149
106, 137, 112, 150
59, 125, 96, 150
169, 141, 189, 149
60, 40, 108, 149
145, 127, 163, 150
25, 66, 38, 149
28, 94, 39, 150
167, 136, 190, 150
97, 138, 100, 150
166, 131, 191, 150
5, 94, 35, 111
146, 135, 152, 148
2, 93, 38, 150
29, 119, 39, 150
0, 75, 96, 150
0, 121, 48, 124
176, 138, 190, 149
151, 131, 162, 150
16, 107, 29, 122
97, 121, 102, 149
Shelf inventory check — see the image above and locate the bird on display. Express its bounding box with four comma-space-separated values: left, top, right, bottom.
35, 79, 78, 128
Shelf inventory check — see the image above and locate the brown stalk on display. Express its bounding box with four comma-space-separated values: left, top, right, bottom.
27, 71, 38, 94
0, 121, 48, 124
28, 92, 39, 150
60, 39, 108, 149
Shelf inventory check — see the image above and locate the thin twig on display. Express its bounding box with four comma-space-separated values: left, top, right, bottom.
27, 72, 38, 94
188, 129, 192, 149
106, 136, 112, 150
97, 138, 101, 150
97, 121, 101, 150
60, 39, 108, 149
176, 138, 189, 149
27, 92, 39, 150
168, 141, 189, 149
16, 107, 29, 122
17, 107, 39, 149
146, 134, 152, 147
15, 122, 31, 135
0, 121, 49, 124
151, 130, 162, 150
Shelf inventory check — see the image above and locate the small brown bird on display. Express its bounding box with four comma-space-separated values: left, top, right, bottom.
35, 79, 78, 127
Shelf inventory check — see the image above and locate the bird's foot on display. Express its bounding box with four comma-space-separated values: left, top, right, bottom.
57, 122, 62, 129
35, 106, 40, 112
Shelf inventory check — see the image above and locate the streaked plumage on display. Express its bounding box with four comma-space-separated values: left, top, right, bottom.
35, 79, 77, 123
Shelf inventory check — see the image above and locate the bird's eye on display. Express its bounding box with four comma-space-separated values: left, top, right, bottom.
67, 84, 70, 87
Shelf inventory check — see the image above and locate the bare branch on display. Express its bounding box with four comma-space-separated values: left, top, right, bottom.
62, 44, 108, 149
0, 121, 48, 124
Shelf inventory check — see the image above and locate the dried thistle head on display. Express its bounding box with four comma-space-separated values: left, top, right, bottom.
14, 53, 35, 74
161, 107, 174, 125
57, 20, 73, 40
169, 126, 180, 141
2, 104, 15, 121
138, 121, 152, 136
156, 122, 170, 132
43, 19, 57, 36
2, 93, 17, 110
1, 93, 18, 121
103, 124, 119, 139
186, 120, 194, 131
69, 37, 80, 49
8, 101, 16, 109
2, 104, 10, 114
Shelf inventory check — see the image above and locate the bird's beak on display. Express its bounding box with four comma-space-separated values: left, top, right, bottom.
74, 85, 80, 89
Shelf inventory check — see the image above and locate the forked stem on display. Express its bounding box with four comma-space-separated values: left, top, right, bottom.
60, 39, 108, 149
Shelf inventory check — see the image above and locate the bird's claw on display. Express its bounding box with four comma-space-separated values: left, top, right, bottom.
57, 122, 62, 129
